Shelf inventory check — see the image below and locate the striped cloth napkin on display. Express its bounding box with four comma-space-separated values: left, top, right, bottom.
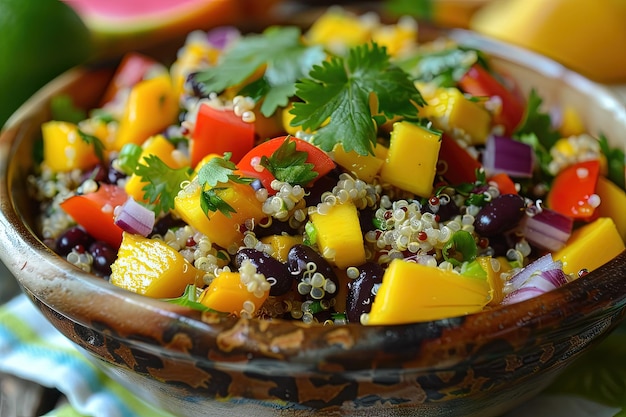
0, 294, 176, 417
0, 293, 620, 417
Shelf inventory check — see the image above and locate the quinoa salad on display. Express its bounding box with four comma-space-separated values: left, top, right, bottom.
28, 8, 626, 326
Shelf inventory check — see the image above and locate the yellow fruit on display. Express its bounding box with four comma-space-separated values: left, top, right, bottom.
0, 0, 92, 127
470, 0, 626, 82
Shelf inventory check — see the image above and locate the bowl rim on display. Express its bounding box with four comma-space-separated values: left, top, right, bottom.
1, 29, 626, 366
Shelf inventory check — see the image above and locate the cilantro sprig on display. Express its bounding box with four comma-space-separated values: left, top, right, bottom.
135, 154, 192, 216
290, 42, 425, 156
196, 153, 255, 217
260, 136, 318, 185
194, 26, 325, 118
78, 129, 106, 164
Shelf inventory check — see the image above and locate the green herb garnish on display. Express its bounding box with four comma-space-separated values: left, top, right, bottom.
162, 285, 213, 312
260, 136, 318, 185
398, 46, 484, 87
77, 129, 106, 164
598, 133, 625, 189
196, 153, 255, 217
50, 95, 86, 124
290, 42, 425, 156
194, 26, 325, 118
135, 154, 192, 216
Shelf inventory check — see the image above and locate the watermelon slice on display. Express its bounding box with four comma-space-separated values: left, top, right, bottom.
62, 0, 283, 58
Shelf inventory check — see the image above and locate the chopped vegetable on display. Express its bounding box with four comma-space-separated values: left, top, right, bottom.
114, 197, 155, 237
60, 184, 128, 249
547, 159, 601, 220
554, 217, 625, 276
380, 121, 442, 198
482, 135, 535, 178
190, 102, 256, 167
110, 232, 202, 298
366, 259, 490, 325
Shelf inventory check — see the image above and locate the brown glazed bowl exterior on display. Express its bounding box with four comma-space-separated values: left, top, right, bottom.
2, 30, 626, 417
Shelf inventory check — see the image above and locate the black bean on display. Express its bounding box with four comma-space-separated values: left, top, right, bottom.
234, 248, 292, 296
346, 262, 384, 323
89, 241, 117, 277
151, 213, 187, 237
287, 244, 338, 300
474, 194, 526, 237
56, 226, 93, 256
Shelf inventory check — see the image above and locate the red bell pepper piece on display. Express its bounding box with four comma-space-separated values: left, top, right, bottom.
547, 160, 601, 220
190, 103, 255, 168
60, 184, 128, 248
237, 135, 335, 194
100, 52, 161, 105
437, 133, 482, 185
458, 64, 525, 135
488, 172, 518, 195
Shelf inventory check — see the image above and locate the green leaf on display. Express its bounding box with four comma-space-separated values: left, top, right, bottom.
50, 95, 86, 124
384, 0, 434, 20
291, 42, 425, 156
260, 136, 318, 185
514, 89, 561, 151
162, 285, 213, 312
117, 143, 143, 176
598, 133, 625, 189
200, 187, 237, 218
196, 153, 254, 187
398, 46, 482, 87
77, 129, 105, 164
135, 154, 192, 216
194, 26, 325, 118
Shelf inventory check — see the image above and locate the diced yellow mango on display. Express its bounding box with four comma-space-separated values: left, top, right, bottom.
309, 201, 366, 269
124, 134, 185, 202
198, 270, 270, 317
305, 9, 372, 52
42, 121, 101, 172
110, 232, 202, 298
595, 176, 626, 242
174, 179, 266, 251
113, 74, 179, 150
371, 19, 418, 57
366, 259, 491, 325
558, 105, 586, 137
380, 121, 442, 198
260, 234, 303, 262
421, 87, 491, 144
332, 143, 385, 182
554, 217, 625, 276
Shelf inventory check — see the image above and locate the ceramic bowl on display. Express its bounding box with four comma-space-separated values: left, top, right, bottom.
1, 29, 626, 417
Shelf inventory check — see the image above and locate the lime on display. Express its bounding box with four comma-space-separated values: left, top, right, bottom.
0, 0, 92, 128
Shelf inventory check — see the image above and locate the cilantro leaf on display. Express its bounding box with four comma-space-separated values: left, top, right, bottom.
194, 26, 325, 118
598, 133, 625, 189
514, 89, 561, 150
398, 46, 483, 87
196, 153, 254, 217
260, 136, 318, 185
50, 95, 86, 124
135, 154, 192, 216
291, 42, 425, 155
162, 285, 213, 312
201, 188, 237, 218
197, 153, 254, 187
77, 129, 106, 164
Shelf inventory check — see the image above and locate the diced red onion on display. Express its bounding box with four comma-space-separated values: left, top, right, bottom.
114, 198, 155, 237
503, 253, 570, 305
206, 26, 241, 50
482, 135, 535, 178
521, 206, 573, 251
